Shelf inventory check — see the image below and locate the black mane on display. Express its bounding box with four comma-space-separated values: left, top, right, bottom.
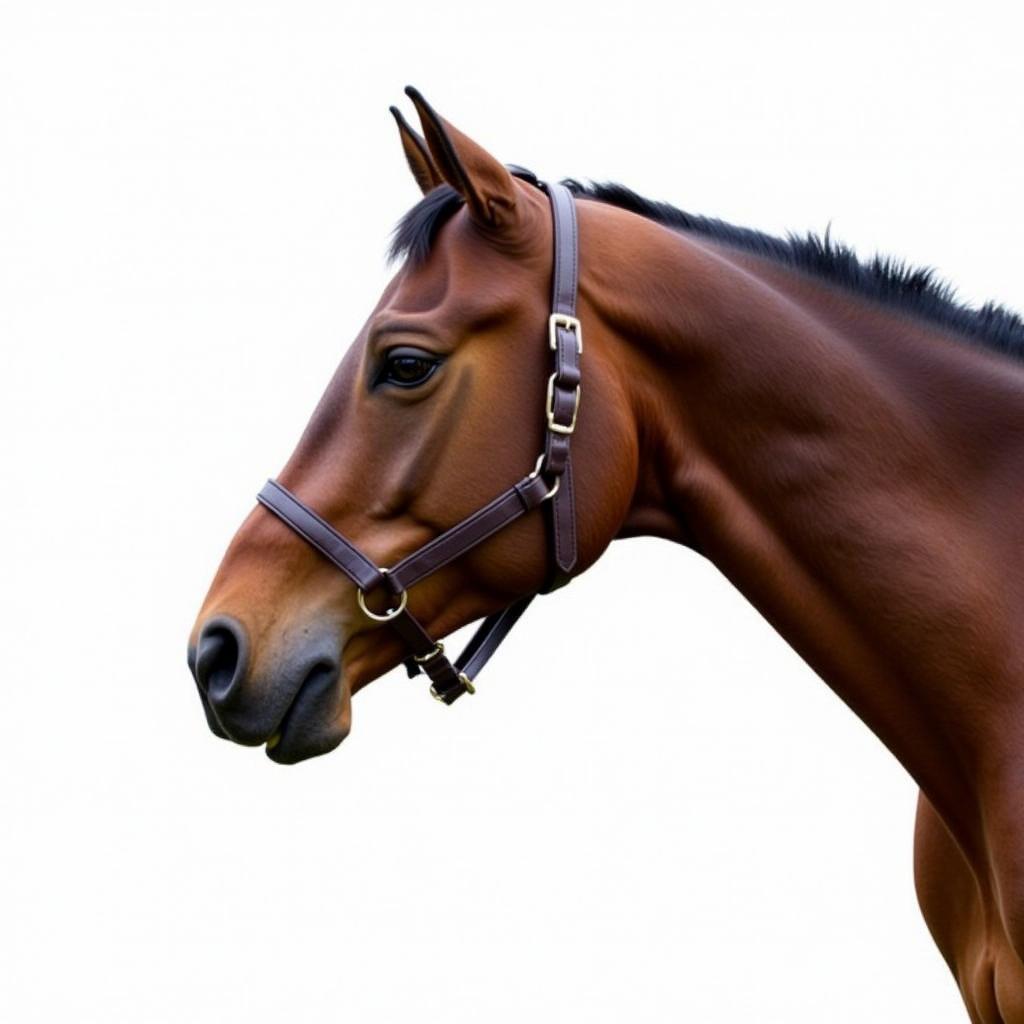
388, 178, 1024, 360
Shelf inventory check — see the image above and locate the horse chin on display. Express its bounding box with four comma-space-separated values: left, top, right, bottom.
260, 660, 352, 766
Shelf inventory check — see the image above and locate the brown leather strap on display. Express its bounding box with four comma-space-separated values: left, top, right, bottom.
455, 596, 534, 679
541, 182, 581, 582
257, 480, 385, 592
387, 610, 469, 704
548, 182, 579, 316
405, 595, 534, 683
389, 472, 550, 590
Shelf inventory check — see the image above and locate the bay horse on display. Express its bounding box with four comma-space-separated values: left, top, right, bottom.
189, 88, 1024, 1022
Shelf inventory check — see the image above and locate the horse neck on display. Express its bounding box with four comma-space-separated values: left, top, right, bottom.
586, 208, 1024, 855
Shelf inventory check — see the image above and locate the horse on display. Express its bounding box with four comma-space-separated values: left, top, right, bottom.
188, 87, 1024, 1022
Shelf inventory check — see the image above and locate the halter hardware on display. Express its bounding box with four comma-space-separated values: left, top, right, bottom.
546, 374, 581, 435
549, 312, 582, 353
355, 570, 408, 622
432, 673, 476, 702
256, 179, 582, 705
413, 641, 445, 664
527, 452, 560, 501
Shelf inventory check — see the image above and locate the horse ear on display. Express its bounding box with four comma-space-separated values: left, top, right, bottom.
403, 86, 520, 230
389, 105, 443, 195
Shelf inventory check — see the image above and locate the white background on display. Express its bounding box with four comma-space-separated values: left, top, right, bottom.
2, 1, 1021, 1021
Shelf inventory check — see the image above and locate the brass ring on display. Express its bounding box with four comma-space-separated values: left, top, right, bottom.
356, 571, 408, 622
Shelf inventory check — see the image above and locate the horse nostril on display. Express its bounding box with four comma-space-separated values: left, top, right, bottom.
194, 617, 248, 703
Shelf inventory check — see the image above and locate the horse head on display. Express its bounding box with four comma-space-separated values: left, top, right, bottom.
188, 89, 638, 762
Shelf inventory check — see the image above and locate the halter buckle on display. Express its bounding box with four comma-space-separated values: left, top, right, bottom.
430, 672, 476, 703
549, 313, 582, 353
546, 374, 581, 435
413, 641, 445, 664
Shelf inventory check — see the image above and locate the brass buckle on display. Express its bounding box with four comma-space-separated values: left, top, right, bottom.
549, 313, 583, 353
356, 569, 408, 622
546, 374, 581, 435
414, 641, 445, 664
430, 672, 476, 703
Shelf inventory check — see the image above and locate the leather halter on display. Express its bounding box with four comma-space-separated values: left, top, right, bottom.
256, 180, 581, 704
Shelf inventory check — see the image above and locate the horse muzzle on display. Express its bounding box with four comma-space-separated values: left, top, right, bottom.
187, 614, 351, 764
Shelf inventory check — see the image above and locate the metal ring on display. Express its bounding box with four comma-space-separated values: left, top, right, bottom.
528, 454, 560, 502
356, 571, 408, 622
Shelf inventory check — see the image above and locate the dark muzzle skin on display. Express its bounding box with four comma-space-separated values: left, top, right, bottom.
187, 614, 349, 764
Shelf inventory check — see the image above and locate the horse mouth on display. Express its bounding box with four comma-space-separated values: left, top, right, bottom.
260, 660, 351, 765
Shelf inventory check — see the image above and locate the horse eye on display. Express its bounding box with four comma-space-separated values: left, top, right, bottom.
380, 348, 441, 389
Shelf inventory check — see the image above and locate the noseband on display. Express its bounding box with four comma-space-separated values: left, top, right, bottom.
256, 180, 582, 704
